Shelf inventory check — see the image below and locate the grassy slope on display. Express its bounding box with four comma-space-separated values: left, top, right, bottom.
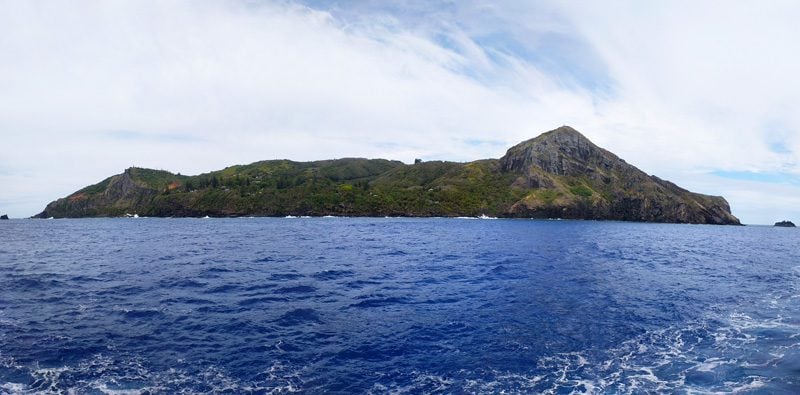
141, 159, 525, 217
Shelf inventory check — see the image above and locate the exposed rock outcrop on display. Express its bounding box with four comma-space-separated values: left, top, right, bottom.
34, 168, 164, 218
500, 126, 739, 224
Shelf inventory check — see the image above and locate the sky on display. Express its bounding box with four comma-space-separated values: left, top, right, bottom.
2, 0, 800, 224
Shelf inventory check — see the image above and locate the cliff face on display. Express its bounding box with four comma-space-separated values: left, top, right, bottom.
501, 126, 622, 177
34, 126, 740, 224
499, 126, 739, 224
35, 168, 170, 218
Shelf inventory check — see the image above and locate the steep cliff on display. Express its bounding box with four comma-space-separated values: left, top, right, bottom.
35, 168, 180, 218
499, 126, 739, 224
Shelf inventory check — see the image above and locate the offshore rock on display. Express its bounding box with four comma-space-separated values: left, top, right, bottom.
774, 220, 796, 227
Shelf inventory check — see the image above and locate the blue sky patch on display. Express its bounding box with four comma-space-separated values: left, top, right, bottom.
768, 141, 792, 154
463, 139, 506, 147
712, 170, 800, 186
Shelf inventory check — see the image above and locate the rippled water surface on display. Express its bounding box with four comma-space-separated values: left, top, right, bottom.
1, 218, 799, 393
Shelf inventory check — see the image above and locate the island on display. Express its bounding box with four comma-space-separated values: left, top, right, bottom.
0, 214, 8, 220
774, 220, 796, 227
34, 126, 740, 224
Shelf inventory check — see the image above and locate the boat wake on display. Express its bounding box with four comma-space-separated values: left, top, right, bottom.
370, 291, 800, 394
0, 353, 306, 394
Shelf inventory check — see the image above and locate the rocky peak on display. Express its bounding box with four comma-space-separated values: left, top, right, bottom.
538, 125, 588, 141
500, 126, 623, 177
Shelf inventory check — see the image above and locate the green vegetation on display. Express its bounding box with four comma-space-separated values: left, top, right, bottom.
570, 185, 593, 197
77, 177, 114, 195
40, 158, 531, 218
537, 190, 560, 205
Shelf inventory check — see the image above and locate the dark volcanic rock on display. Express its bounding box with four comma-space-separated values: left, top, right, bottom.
774, 220, 796, 227
0, 214, 8, 220
34, 126, 741, 224
501, 126, 621, 177
34, 168, 163, 218
499, 126, 739, 225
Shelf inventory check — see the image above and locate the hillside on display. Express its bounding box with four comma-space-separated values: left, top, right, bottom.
34, 126, 740, 224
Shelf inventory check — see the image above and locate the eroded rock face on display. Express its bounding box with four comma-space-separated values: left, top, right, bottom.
34, 169, 160, 218
500, 126, 740, 225
502, 126, 618, 176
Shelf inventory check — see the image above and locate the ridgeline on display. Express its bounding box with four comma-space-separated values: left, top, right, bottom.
35, 126, 740, 224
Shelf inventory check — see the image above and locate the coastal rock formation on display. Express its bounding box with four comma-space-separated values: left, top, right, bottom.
500, 127, 739, 224
774, 220, 796, 227
36, 168, 166, 218
34, 126, 740, 224
0, 214, 8, 220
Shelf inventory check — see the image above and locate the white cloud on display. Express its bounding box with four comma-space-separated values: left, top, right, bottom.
1, 0, 799, 223
542, 1, 800, 224
553, 1, 800, 168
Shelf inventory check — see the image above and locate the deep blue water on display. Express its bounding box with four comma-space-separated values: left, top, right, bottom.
1, 218, 799, 394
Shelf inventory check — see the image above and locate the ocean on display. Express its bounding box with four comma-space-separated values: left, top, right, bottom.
1, 217, 798, 393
